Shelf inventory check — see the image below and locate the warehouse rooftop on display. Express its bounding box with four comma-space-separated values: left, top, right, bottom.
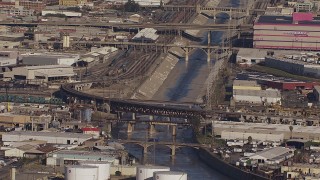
4, 131, 92, 139
256, 14, 320, 25
214, 121, 320, 134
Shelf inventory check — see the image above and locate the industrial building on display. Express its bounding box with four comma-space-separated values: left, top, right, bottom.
0, 51, 17, 67
3, 65, 75, 83
41, 10, 82, 17
248, 147, 294, 165
0, 113, 51, 130
132, 28, 159, 42
236, 71, 318, 91
47, 150, 117, 166
253, 13, 320, 50
18, 0, 46, 11
2, 131, 92, 145
215, 121, 320, 141
233, 80, 262, 91
314, 86, 320, 102
265, 56, 320, 78
233, 89, 281, 105
20, 52, 80, 66
101, 0, 169, 6
0, 7, 35, 16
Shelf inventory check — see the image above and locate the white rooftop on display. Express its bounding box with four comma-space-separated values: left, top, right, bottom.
250, 147, 292, 160
214, 121, 320, 134
233, 89, 281, 98
23, 64, 71, 70
233, 80, 260, 87
4, 131, 92, 139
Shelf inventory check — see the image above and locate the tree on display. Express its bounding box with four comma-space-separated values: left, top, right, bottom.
190, 116, 201, 134
289, 125, 293, 139
247, 136, 253, 144
124, 0, 140, 12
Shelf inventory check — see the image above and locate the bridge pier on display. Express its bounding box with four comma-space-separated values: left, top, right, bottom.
127, 122, 135, 133
106, 122, 112, 134
132, 113, 136, 120
172, 125, 177, 136
149, 115, 154, 121
143, 144, 148, 154
205, 48, 212, 62
183, 47, 191, 62
117, 112, 122, 120
148, 123, 156, 134
170, 145, 176, 156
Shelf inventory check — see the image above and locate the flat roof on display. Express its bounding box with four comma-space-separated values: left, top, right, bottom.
233, 80, 260, 87
314, 85, 320, 93
214, 121, 320, 134
34, 68, 75, 77
23, 65, 72, 70
21, 52, 79, 59
266, 56, 320, 67
4, 131, 92, 139
251, 147, 292, 160
256, 15, 320, 25
233, 89, 281, 98
236, 71, 308, 83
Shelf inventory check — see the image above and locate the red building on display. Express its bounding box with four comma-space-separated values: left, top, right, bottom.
254, 13, 320, 50
263, 80, 317, 91
19, 0, 45, 12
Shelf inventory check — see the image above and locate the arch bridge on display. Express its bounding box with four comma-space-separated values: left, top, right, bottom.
115, 139, 204, 156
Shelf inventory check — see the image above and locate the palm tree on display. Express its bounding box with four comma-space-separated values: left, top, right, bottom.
248, 136, 253, 144
289, 125, 293, 139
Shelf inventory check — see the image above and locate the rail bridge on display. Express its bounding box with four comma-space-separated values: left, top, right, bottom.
114, 139, 205, 156
0, 21, 252, 31
105, 118, 190, 135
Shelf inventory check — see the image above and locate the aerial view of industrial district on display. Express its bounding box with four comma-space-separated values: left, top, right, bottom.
1, 0, 320, 179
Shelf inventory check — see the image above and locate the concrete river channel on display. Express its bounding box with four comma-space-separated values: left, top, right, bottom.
115, 0, 241, 179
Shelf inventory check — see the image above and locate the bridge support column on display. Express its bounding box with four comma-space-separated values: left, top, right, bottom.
171, 145, 176, 156
117, 112, 122, 120
172, 125, 177, 136
207, 31, 211, 46
143, 144, 148, 154
204, 48, 212, 62
127, 122, 135, 133
149, 123, 156, 134
132, 113, 136, 120
106, 122, 112, 134
183, 47, 191, 62
196, 4, 200, 14
149, 115, 154, 121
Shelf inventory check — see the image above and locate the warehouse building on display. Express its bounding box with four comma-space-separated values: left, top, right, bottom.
41, 10, 82, 17
215, 121, 320, 141
20, 52, 80, 66
46, 150, 117, 166
254, 13, 320, 50
3, 65, 75, 83
0, 51, 17, 67
236, 71, 318, 91
2, 131, 92, 145
132, 28, 159, 42
233, 80, 262, 91
248, 147, 294, 165
314, 85, 320, 102
233, 89, 281, 105
265, 56, 320, 77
